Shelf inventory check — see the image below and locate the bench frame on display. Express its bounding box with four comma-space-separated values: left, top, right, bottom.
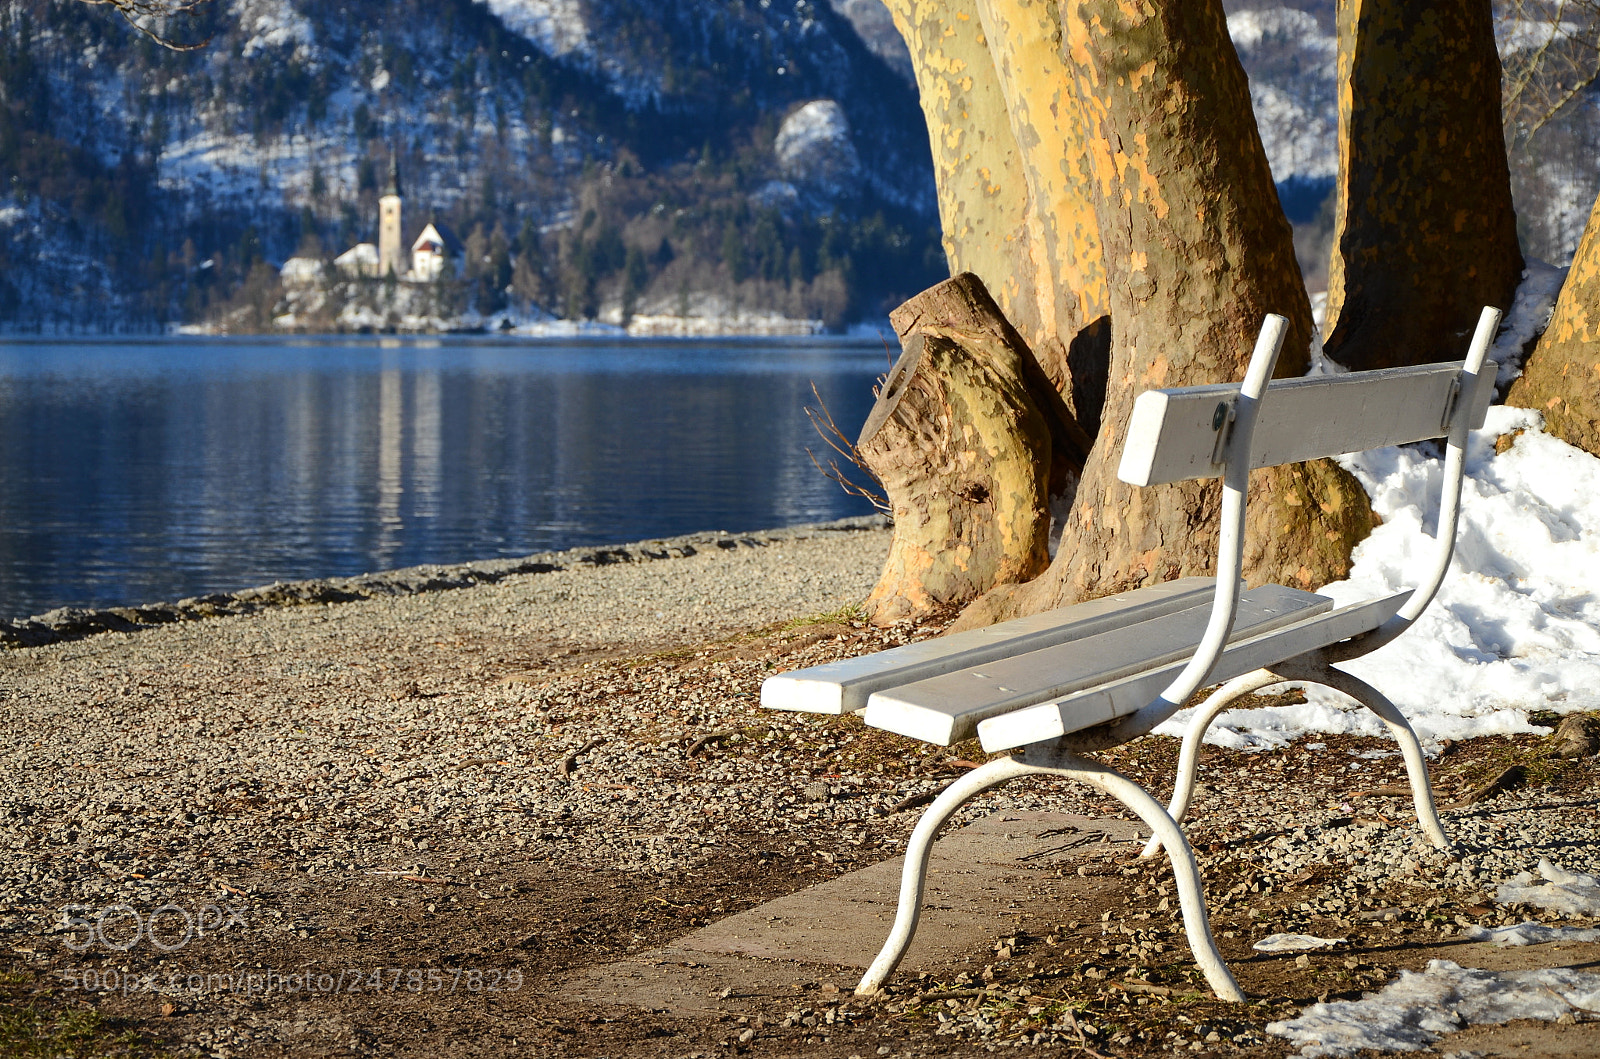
839, 307, 1502, 1002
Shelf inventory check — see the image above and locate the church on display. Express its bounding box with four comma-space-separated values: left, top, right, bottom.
332, 154, 463, 282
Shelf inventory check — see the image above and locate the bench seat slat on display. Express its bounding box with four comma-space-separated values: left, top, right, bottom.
759, 576, 1217, 715
975, 588, 1413, 752
860, 584, 1330, 746
1119, 362, 1495, 487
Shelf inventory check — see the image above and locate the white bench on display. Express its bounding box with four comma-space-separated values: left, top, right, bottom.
762, 306, 1501, 1001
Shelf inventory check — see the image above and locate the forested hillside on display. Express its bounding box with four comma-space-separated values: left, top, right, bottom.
0, 0, 941, 331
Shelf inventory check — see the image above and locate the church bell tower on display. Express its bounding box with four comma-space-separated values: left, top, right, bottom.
378, 150, 406, 279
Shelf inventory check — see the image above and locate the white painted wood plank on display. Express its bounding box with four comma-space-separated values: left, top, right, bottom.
975, 589, 1413, 752
860, 584, 1331, 746
760, 577, 1218, 715
1118, 362, 1493, 487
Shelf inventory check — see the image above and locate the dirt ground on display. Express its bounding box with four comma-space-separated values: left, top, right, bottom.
3, 618, 1598, 1059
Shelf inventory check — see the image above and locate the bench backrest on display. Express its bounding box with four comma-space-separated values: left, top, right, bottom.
1119, 351, 1496, 488
1097, 306, 1501, 743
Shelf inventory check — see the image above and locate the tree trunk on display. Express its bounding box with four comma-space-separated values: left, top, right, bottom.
1506, 190, 1600, 456
953, 0, 1375, 630
859, 291, 1054, 623
1321, 0, 1523, 371
970, 0, 1111, 431
881, 0, 1108, 428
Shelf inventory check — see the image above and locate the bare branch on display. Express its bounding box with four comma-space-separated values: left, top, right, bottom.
803, 381, 889, 514
1499, 0, 1600, 146
76, 0, 214, 51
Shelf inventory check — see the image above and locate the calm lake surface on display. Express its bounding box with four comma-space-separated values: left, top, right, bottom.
0, 334, 890, 619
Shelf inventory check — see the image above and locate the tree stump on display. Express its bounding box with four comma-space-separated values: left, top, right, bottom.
1508, 191, 1600, 457
859, 316, 1054, 625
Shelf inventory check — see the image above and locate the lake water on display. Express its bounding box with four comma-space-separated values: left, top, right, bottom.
0, 334, 890, 619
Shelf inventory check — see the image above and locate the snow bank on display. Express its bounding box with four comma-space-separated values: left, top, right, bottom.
775, 100, 861, 202
236, 0, 315, 60
1227, 7, 1334, 57
1495, 859, 1600, 917
1268, 959, 1600, 1057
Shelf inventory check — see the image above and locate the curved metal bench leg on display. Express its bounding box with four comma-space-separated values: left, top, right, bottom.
1030, 745, 1245, 1002
1140, 669, 1286, 859
855, 756, 1038, 996
856, 746, 1244, 1002
1309, 663, 1453, 852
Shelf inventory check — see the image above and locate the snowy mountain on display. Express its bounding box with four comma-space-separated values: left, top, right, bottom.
5, 0, 1595, 331
0, 0, 940, 330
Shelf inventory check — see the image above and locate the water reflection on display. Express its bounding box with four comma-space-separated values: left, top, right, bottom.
0, 335, 887, 617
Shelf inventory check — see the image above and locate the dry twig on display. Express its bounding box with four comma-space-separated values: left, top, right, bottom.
559, 738, 604, 778
804, 381, 889, 513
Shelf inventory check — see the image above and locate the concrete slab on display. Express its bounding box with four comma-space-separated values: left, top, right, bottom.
564, 810, 1141, 1016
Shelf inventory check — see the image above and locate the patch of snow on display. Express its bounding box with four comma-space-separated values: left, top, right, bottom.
235, 0, 315, 60
476, 0, 661, 107
1494, 259, 1568, 389
1496, 858, 1600, 916
336, 304, 386, 330
1252, 933, 1347, 953
1228, 7, 1337, 184
1248, 83, 1337, 183
775, 100, 860, 201
751, 180, 801, 213
476, 0, 590, 60
1496, 16, 1584, 59
279, 256, 325, 285
1267, 959, 1600, 1057
1156, 400, 1600, 750
626, 314, 824, 337
1228, 8, 1333, 58
506, 318, 625, 337
1461, 920, 1600, 946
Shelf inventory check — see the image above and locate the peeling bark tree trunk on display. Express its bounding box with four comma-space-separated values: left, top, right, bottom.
1321, 0, 1523, 371
881, 0, 1109, 430
1507, 190, 1600, 456
971, 0, 1110, 431
953, 0, 1375, 630
860, 280, 1054, 624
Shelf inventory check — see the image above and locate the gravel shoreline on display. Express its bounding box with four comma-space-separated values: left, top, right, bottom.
0, 515, 890, 649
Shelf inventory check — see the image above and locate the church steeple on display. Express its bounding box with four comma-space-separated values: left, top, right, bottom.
378, 148, 406, 278
384, 149, 402, 197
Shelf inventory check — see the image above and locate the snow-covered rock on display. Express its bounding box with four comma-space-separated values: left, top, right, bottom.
775, 100, 860, 201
